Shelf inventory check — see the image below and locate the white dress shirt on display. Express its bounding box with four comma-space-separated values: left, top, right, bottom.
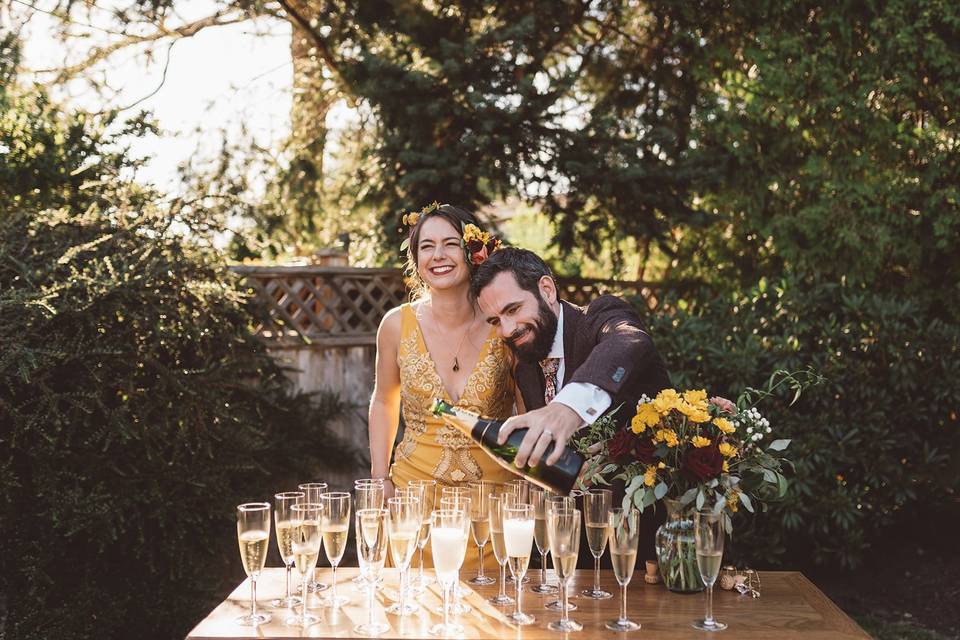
546, 307, 612, 427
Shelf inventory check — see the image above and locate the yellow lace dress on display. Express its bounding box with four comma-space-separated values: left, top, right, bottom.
389, 303, 517, 571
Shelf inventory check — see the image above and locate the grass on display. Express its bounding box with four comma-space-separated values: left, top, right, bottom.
855, 614, 956, 640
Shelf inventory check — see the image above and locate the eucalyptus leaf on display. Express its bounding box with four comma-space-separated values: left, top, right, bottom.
696, 488, 705, 511
739, 492, 755, 513
680, 487, 698, 506
654, 481, 668, 500
768, 439, 791, 451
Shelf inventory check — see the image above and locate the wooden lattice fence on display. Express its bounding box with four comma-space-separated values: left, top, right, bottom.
230, 266, 661, 345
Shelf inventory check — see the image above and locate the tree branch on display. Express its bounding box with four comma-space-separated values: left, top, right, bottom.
32, 9, 250, 83
274, 0, 349, 91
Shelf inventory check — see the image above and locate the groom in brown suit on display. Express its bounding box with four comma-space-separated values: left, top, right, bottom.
471, 247, 670, 569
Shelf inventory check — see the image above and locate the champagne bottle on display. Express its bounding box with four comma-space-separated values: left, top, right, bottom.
431, 399, 584, 495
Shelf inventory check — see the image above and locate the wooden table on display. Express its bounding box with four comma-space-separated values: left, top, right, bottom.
186, 567, 870, 639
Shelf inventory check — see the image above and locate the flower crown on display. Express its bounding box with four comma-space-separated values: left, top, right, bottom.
401, 201, 502, 266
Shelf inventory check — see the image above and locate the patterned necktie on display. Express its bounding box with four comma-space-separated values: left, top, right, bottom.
540, 357, 561, 405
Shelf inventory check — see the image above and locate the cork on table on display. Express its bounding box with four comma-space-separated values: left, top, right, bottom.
185, 567, 871, 639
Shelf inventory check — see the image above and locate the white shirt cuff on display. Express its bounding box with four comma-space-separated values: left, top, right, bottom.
552, 382, 612, 428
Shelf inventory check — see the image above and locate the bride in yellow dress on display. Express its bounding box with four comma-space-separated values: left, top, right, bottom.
368, 204, 516, 572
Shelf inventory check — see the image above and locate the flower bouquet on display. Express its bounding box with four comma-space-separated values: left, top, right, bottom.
574, 369, 819, 592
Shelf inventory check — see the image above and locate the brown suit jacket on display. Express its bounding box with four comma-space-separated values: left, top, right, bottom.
516, 295, 671, 565
515, 295, 670, 423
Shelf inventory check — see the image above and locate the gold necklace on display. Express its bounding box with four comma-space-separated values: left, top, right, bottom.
429, 304, 474, 372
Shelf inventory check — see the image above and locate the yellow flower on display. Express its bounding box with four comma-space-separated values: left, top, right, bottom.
632, 403, 660, 433
643, 465, 658, 487
691, 435, 711, 448
683, 389, 708, 408
654, 428, 679, 448
462, 223, 489, 244
722, 460, 730, 473
714, 417, 736, 434
658, 462, 666, 469
677, 401, 711, 423
403, 211, 420, 226
726, 491, 740, 512
718, 442, 738, 458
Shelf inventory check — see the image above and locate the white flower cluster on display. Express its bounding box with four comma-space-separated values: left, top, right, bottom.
637, 394, 652, 407
734, 407, 772, 442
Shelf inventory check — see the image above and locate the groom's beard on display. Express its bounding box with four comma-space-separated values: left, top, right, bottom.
505, 297, 558, 364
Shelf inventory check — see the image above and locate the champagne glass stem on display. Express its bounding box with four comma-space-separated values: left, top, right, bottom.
399, 567, 406, 614
499, 564, 508, 599
514, 576, 522, 618
620, 583, 628, 623
418, 546, 425, 581
332, 565, 338, 604
477, 545, 485, 578
442, 583, 451, 628
593, 556, 601, 592
301, 574, 309, 622
540, 550, 547, 585
285, 564, 292, 604
250, 577, 258, 622
705, 583, 715, 625
368, 576, 375, 628
561, 582, 570, 624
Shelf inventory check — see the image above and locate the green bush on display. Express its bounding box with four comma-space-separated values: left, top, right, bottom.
0, 35, 358, 639
645, 276, 960, 568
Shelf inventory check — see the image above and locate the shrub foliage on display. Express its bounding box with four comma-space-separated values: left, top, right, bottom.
0, 35, 357, 639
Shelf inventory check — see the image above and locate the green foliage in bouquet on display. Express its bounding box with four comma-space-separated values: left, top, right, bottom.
0, 35, 359, 640
576, 371, 820, 534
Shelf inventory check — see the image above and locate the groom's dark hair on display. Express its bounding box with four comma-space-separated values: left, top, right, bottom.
470, 247, 554, 300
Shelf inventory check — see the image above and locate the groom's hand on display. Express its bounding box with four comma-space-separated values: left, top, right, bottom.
498, 403, 583, 469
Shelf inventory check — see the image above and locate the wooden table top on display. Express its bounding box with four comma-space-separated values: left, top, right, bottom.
185, 567, 870, 639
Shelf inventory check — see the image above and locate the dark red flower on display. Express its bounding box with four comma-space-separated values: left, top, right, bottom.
633, 436, 657, 464
466, 239, 485, 253
682, 441, 724, 482
608, 429, 635, 462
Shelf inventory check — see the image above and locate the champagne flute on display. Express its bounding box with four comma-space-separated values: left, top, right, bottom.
428, 508, 470, 636
408, 479, 437, 589
298, 482, 330, 593
386, 495, 421, 616
487, 493, 515, 606
530, 486, 558, 595
353, 480, 386, 585
236, 502, 271, 626
319, 491, 351, 608
467, 481, 496, 585
693, 510, 728, 631
606, 507, 642, 632
547, 506, 583, 632
503, 503, 536, 625
544, 495, 578, 612
438, 495, 472, 615
355, 508, 390, 636
285, 503, 322, 627
581, 488, 613, 599
507, 479, 530, 503
271, 491, 305, 609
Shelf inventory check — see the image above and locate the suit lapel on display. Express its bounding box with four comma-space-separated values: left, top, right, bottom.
517, 361, 546, 411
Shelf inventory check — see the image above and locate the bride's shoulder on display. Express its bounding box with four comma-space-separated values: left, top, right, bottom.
377, 304, 408, 341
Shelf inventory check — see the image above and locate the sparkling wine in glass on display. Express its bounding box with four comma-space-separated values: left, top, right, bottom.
408, 479, 437, 589
504, 503, 536, 625
467, 481, 496, 585
428, 508, 470, 636
581, 488, 613, 599
298, 482, 330, 593
285, 503, 322, 627
236, 502, 271, 626
530, 486, 558, 595
547, 506, 583, 632
319, 491, 351, 608
386, 495, 421, 616
354, 508, 390, 636
693, 510, 728, 631
606, 507, 642, 632
544, 495, 578, 612
271, 491, 305, 609
487, 493, 515, 606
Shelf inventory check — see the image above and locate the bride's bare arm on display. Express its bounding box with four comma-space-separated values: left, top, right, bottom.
369, 308, 402, 487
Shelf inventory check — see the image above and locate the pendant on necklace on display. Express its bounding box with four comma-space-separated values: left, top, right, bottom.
453, 357, 460, 372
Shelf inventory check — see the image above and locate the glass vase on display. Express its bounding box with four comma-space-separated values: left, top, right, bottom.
654, 498, 705, 594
